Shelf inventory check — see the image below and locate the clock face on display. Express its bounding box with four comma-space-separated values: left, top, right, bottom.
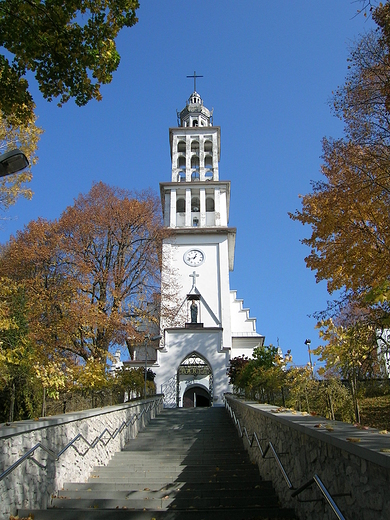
183, 249, 205, 266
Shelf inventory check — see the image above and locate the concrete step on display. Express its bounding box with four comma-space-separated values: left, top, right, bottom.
17, 508, 298, 519
106, 451, 252, 460
86, 476, 262, 485
59, 483, 275, 499
62, 481, 275, 493
88, 467, 261, 477
121, 446, 246, 452
50, 495, 281, 510
105, 459, 252, 467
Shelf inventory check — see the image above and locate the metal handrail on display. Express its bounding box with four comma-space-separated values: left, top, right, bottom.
223, 396, 346, 520
0, 396, 163, 482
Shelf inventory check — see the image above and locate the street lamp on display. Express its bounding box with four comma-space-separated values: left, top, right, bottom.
144, 334, 162, 398
304, 338, 314, 377
0, 149, 29, 178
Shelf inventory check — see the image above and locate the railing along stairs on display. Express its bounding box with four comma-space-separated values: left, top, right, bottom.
0, 396, 163, 482
224, 397, 349, 520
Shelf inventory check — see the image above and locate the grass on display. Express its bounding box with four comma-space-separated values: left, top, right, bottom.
359, 394, 390, 430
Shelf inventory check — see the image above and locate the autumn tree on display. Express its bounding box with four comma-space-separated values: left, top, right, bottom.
0, 0, 139, 118
0, 182, 168, 370
290, 6, 390, 335
314, 311, 384, 422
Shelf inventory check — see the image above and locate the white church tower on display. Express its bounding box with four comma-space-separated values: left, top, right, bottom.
155, 81, 264, 407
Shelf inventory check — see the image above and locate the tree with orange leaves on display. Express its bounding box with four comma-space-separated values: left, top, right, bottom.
290, 9, 390, 331
289, 4, 390, 391
1, 182, 169, 367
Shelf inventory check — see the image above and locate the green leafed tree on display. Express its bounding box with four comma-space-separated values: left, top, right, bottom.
0, 0, 139, 118
314, 318, 382, 422
228, 345, 289, 402
0, 109, 43, 212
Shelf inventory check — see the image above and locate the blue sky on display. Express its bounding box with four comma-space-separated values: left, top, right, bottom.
0, 1, 376, 368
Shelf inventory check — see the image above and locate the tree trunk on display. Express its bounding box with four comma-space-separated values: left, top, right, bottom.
41, 387, 46, 417
304, 384, 310, 413
350, 377, 360, 423
328, 390, 335, 421
9, 381, 16, 422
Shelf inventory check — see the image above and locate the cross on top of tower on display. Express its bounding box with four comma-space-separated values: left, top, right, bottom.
186, 71, 203, 92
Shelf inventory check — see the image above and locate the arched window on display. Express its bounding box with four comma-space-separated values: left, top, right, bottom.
191, 156, 199, 169
177, 171, 186, 182
177, 156, 186, 169
206, 197, 215, 212
205, 170, 213, 181
204, 155, 213, 169
177, 141, 186, 153
193, 120, 198, 127
191, 197, 200, 212
191, 171, 200, 182
176, 198, 185, 212
191, 141, 199, 153
204, 140, 212, 152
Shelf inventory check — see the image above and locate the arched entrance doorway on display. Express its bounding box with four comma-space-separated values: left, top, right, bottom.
177, 352, 213, 407
183, 385, 211, 408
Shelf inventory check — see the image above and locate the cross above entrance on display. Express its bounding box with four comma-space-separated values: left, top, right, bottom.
189, 270, 199, 288
187, 71, 203, 92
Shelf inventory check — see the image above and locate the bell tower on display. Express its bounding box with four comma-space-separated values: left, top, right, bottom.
165, 90, 228, 229
155, 84, 264, 408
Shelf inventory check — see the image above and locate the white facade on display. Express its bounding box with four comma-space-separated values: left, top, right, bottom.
154, 91, 264, 407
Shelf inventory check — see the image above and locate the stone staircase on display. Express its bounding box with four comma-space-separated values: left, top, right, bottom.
18, 407, 297, 519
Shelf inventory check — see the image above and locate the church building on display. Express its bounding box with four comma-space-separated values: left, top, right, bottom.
153, 86, 264, 407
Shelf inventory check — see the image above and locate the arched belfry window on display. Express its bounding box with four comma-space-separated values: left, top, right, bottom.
204, 140, 212, 152
193, 120, 198, 127
177, 141, 186, 153
191, 171, 200, 182
206, 197, 215, 212
176, 198, 185, 212
178, 172, 186, 182
204, 155, 213, 169
191, 156, 199, 170
177, 156, 186, 169
205, 171, 213, 181
191, 197, 200, 212
191, 141, 199, 153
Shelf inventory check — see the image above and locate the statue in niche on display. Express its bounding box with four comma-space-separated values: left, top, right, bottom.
190, 301, 198, 323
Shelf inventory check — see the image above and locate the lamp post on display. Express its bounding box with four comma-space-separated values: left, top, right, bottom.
304, 338, 314, 377
0, 149, 29, 178
144, 334, 162, 398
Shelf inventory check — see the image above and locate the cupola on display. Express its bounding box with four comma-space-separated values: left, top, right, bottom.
177, 91, 213, 128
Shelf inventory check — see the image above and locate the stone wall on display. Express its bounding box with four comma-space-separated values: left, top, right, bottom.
0, 396, 163, 518
225, 395, 390, 520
